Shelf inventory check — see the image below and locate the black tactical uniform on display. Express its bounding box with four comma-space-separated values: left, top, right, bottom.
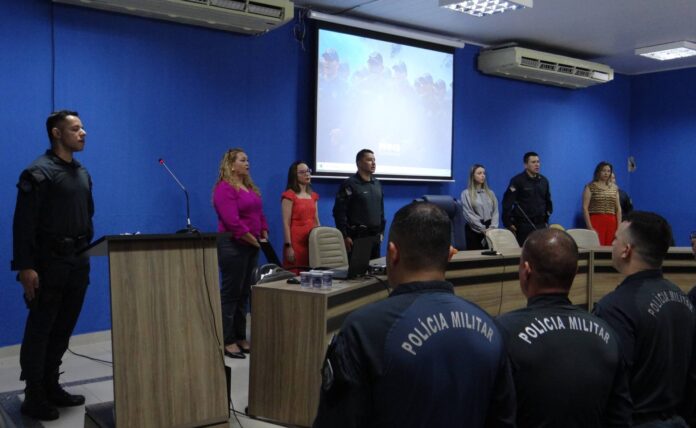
11, 150, 94, 414
313, 281, 516, 428
332, 173, 385, 259
497, 293, 632, 427
594, 270, 696, 426
501, 172, 552, 246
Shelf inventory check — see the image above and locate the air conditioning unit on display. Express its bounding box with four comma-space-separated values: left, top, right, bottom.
477, 46, 613, 89
53, 0, 294, 35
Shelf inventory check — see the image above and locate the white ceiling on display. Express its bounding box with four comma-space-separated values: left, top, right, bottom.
293, 0, 696, 75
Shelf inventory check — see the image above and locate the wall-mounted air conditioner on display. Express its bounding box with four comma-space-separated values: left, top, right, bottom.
53, 0, 294, 35
478, 46, 614, 89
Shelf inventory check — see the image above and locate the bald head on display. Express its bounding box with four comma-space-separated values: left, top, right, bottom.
522, 229, 579, 291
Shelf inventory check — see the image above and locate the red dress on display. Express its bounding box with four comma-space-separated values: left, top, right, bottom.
281, 190, 319, 271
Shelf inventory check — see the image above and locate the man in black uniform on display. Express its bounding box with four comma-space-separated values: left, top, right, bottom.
497, 228, 632, 427
11, 110, 94, 421
502, 151, 553, 246
333, 149, 385, 259
594, 212, 696, 427
313, 202, 516, 428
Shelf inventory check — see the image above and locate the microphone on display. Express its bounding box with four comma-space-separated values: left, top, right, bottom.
158, 158, 198, 234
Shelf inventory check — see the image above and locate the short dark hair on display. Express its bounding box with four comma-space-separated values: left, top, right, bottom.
592, 161, 613, 182
522, 228, 579, 290
388, 201, 450, 272
356, 149, 374, 163
46, 110, 79, 144
523, 152, 539, 163
623, 211, 673, 268
285, 160, 312, 194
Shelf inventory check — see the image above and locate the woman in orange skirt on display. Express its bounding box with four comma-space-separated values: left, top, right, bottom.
582, 161, 621, 245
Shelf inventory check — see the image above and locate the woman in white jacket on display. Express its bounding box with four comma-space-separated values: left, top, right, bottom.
460, 164, 499, 250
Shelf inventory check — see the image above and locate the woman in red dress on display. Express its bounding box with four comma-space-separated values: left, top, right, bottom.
281, 161, 320, 272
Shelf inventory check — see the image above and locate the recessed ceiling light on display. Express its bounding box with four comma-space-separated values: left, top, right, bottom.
635, 41, 696, 61
439, 0, 532, 17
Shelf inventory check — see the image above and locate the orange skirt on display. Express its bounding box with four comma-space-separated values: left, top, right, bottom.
590, 213, 618, 245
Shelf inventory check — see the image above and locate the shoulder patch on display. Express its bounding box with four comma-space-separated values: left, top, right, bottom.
509, 185, 516, 192
17, 169, 46, 192
344, 186, 353, 196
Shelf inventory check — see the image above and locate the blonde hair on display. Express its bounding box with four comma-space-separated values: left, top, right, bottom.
214, 148, 260, 196
467, 164, 496, 210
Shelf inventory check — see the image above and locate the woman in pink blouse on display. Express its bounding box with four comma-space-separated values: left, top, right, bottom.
213, 148, 268, 359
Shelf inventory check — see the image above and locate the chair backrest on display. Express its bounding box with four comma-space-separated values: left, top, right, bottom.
308, 227, 349, 269
252, 264, 295, 285
549, 223, 566, 231
566, 228, 601, 248
485, 228, 520, 251
418, 195, 468, 251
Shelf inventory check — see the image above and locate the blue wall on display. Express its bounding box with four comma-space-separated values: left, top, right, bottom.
630, 68, 696, 245
0, 0, 674, 347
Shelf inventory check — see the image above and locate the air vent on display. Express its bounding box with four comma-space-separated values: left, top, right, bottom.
478, 46, 614, 89
53, 0, 294, 35
575, 68, 591, 77
539, 61, 556, 71
520, 56, 539, 67
210, 0, 245, 11
557, 64, 574, 74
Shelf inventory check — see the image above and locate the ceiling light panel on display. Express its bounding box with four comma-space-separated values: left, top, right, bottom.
440, 0, 532, 17
635, 41, 696, 61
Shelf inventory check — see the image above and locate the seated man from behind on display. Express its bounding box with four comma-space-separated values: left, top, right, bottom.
497, 228, 631, 427
313, 201, 515, 428
594, 211, 696, 427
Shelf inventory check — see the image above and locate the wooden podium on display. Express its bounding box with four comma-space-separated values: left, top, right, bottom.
83, 234, 229, 428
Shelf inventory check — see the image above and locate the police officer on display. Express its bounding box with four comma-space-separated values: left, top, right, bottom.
502, 152, 553, 246
11, 110, 94, 421
313, 202, 516, 428
497, 228, 631, 427
594, 212, 696, 426
332, 149, 385, 259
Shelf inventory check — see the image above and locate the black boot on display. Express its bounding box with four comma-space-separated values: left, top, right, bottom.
44, 372, 85, 407
21, 382, 60, 421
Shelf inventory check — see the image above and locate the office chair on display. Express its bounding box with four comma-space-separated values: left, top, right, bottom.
485, 229, 520, 251
251, 264, 295, 285
308, 227, 349, 269
566, 228, 601, 248
417, 195, 468, 250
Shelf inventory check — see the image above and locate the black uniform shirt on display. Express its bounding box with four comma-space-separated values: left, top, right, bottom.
313, 280, 516, 428
332, 173, 385, 237
497, 293, 632, 428
501, 171, 552, 227
12, 150, 94, 271
593, 270, 696, 418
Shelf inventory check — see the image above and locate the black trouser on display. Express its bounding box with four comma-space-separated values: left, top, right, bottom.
20, 255, 90, 384
347, 231, 381, 260
514, 222, 546, 246
465, 220, 491, 250
217, 238, 259, 345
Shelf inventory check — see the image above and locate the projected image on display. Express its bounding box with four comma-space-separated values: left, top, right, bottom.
315, 27, 454, 180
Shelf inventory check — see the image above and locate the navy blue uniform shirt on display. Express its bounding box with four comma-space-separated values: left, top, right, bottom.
12, 150, 94, 271
313, 280, 516, 428
497, 293, 632, 427
332, 173, 385, 238
501, 171, 552, 228
593, 269, 696, 421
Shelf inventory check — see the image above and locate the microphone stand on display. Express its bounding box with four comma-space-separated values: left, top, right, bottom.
513, 203, 539, 231
159, 159, 198, 234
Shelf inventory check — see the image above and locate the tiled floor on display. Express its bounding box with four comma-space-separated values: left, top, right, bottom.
0, 333, 281, 428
